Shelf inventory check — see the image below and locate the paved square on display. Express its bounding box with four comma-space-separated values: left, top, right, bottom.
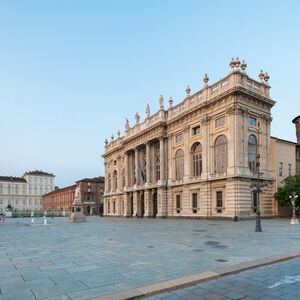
148, 257, 300, 300
1, 217, 300, 299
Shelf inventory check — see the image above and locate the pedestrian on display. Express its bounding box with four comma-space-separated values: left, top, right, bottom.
0, 213, 5, 224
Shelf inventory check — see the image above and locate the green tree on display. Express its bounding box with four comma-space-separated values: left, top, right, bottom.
274, 176, 300, 206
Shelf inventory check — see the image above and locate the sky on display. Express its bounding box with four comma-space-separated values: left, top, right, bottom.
0, 0, 299, 187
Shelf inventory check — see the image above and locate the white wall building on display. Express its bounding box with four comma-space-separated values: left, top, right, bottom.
0, 170, 55, 212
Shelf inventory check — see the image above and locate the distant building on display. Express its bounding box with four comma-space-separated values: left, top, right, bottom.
42, 184, 76, 212
0, 170, 55, 212
42, 176, 105, 215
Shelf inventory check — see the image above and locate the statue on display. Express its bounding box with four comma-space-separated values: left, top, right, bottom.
125, 118, 130, 131
159, 95, 164, 110
146, 104, 150, 118
69, 185, 86, 223
135, 112, 140, 124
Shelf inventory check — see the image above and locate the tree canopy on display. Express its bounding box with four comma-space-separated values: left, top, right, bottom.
274, 176, 300, 207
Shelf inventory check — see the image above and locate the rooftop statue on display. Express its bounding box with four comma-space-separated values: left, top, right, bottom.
159, 95, 164, 110
135, 112, 140, 124
125, 118, 130, 131
146, 104, 150, 118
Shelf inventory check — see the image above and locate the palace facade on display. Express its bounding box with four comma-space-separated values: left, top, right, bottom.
103, 59, 292, 219
0, 170, 55, 212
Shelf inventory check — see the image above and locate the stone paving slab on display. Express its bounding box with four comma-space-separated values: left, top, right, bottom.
148, 257, 300, 300
1, 217, 300, 299
95, 251, 300, 299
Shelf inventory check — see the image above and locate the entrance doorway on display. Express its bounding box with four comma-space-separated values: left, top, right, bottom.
86, 206, 91, 215
130, 194, 134, 217
152, 192, 157, 218
141, 193, 145, 217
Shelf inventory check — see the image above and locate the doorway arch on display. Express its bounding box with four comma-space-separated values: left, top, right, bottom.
141, 193, 145, 217
130, 194, 134, 217
152, 192, 158, 218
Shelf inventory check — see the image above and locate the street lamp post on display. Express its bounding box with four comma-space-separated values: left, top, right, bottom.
289, 193, 299, 225
255, 153, 262, 232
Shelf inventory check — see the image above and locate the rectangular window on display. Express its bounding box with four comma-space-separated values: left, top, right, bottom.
192, 193, 198, 213
175, 134, 183, 143
249, 117, 257, 127
215, 116, 225, 128
192, 126, 200, 136
85, 195, 92, 202
113, 201, 116, 213
108, 201, 110, 213
176, 195, 181, 213
216, 191, 223, 213
288, 164, 292, 176
279, 162, 283, 177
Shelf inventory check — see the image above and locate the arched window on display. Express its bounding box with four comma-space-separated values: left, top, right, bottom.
107, 173, 111, 192
113, 170, 118, 191
191, 143, 202, 176
215, 135, 227, 174
248, 135, 257, 173
175, 149, 184, 180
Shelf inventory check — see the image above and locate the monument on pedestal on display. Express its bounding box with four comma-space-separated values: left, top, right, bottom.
69, 185, 86, 223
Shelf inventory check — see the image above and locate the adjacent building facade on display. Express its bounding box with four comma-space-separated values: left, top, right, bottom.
42, 177, 105, 215
42, 184, 76, 212
0, 170, 55, 212
103, 59, 279, 219
269, 137, 297, 216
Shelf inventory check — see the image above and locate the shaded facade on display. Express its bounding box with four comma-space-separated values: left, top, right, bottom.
76, 177, 105, 215
103, 59, 278, 219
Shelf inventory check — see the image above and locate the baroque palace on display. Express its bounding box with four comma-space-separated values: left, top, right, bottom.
103, 59, 297, 219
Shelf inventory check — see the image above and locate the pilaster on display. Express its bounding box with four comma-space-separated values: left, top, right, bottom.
146, 142, 151, 185
157, 187, 167, 218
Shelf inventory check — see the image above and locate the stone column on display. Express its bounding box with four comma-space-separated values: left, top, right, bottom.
146, 142, 151, 185
201, 116, 211, 178
167, 135, 172, 183
133, 191, 141, 217
144, 189, 152, 217
157, 188, 167, 218
124, 152, 129, 189
183, 126, 190, 181
135, 148, 139, 186
123, 193, 131, 217
159, 138, 165, 181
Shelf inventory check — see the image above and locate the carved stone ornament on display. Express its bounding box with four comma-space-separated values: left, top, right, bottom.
200, 115, 211, 125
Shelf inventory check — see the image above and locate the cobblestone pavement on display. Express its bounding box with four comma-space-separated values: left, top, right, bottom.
1, 217, 300, 300
147, 257, 300, 300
